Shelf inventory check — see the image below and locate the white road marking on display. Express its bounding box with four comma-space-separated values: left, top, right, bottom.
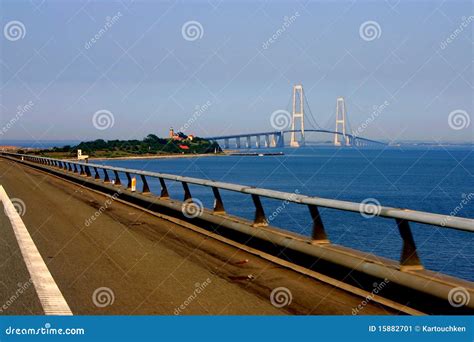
0, 185, 72, 315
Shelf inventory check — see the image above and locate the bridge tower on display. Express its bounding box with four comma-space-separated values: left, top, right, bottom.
290, 84, 305, 147
334, 97, 350, 146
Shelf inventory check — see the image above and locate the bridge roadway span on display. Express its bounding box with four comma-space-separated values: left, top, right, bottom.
0, 157, 400, 315
205, 129, 386, 148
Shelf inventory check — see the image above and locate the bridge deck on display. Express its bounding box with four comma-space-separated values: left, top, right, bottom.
0, 159, 398, 315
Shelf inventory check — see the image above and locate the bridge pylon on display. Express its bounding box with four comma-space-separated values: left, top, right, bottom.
290, 84, 305, 147
334, 97, 350, 146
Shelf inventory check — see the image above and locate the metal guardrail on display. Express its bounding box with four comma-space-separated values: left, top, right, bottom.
2, 152, 473, 272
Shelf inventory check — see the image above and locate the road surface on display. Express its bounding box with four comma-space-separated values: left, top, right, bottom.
0, 158, 398, 315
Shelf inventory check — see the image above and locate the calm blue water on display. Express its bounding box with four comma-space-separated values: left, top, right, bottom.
99, 147, 474, 281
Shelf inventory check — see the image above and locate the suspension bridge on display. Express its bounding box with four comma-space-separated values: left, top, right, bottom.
205, 84, 386, 149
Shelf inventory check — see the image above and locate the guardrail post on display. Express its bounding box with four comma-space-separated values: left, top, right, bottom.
126, 172, 132, 190
93, 167, 100, 180
308, 205, 329, 243
182, 182, 192, 201
140, 175, 150, 194
159, 178, 169, 199
113, 170, 122, 186
251, 194, 268, 227
79, 165, 86, 176
212, 187, 225, 214
103, 169, 110, 183
396, 219, 423, 271
73, 164, 78, 173
85, 166, 92, 177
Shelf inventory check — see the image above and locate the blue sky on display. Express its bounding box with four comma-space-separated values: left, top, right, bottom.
0, 0, 472, 143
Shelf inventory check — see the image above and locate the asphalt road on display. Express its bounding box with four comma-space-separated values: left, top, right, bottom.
0, 158, 397, 315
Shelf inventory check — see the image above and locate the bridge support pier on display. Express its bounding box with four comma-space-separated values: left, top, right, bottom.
236, 137, 241, 149
277, 132, 285, 147
264, 135, 270, 148
270, 134, 277, 148
255, 136, 261, 149
224, 138, 230, 149
246, 136, 251, 149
